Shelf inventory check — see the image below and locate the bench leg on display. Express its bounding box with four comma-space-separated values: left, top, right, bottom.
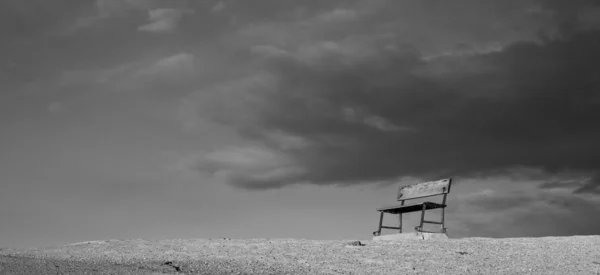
441, 193, 448, 233
398, 213, 402, 233
441, 207, 446, 233
374, 211, 384, 236
440, 208, 445, 232
418, 204, 426, 232
399, 201, 404, 233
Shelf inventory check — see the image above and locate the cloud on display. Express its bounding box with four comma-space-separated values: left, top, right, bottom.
462, 190, 533, 212
441, 174, 600, 238
113, 52, 197, 95
182, 1, 600, 190
47, 101, 66, 113
342, 107, 416, 133
231, 0, 561, 59
51, 0, 157, 34
41, 52, 195, 106
211, 1, 227, 13
250, 45, 290, 58
539, 174, 600, 195
191, 146, 308, 190
576, 6, 600, 31
94, 0, 157, 17
453, 185, 600, 238
135, 52, 195, 78
538, 179, 585, 191
315, 8, 358, 22
138, 8, 193, 33
58, 0, 192, 34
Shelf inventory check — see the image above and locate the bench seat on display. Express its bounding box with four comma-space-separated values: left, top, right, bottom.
376, 202, 446, 214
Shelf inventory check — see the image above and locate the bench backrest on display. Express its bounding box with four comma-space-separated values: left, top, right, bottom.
397, 178, 452, 201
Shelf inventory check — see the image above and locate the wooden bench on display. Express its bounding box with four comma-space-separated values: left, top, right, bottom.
373, 178, 452, 236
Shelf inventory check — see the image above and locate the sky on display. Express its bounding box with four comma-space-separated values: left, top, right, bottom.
1, 0, 600, 249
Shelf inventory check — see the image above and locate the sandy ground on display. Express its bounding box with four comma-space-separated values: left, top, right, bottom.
1, 236, 600, 274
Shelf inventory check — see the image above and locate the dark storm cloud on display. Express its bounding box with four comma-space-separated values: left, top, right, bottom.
205, 28, 600, 190
505, 192, 600, 237
539, 180, 580, 190
539, 174, 600, 195
174, 0, 600, 191
449, 185, 600, 238
573, 175, 600, 194
466, 190, 533, 212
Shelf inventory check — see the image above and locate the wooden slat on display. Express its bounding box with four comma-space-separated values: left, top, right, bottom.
397, 178, 452, 201
377, 202, 446, 214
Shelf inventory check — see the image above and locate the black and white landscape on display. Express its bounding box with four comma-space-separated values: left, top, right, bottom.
1, 0, 600, 274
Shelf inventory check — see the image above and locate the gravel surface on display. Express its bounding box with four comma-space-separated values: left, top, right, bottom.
1, 236, 600, 274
